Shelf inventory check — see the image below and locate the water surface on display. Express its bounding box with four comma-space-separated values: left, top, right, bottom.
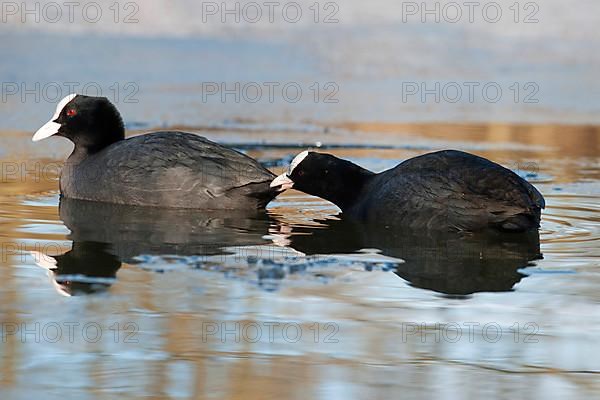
1, 1, 599, 396
1, 123, 599, 399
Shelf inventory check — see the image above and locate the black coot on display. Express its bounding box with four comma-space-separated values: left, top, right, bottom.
33, 94, 278, 209
271, 150, 545, 232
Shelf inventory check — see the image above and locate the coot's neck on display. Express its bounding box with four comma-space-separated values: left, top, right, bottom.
66, 145, 94, 165
66, 126, 125, 164
309, 159, 375, 212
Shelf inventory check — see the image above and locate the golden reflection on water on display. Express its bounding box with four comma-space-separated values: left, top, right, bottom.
334, 122, 600, 182
1, 122, 599, 398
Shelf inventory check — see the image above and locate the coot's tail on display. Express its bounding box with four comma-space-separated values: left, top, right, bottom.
497, 181, 545, 232
227, 179, 281, 209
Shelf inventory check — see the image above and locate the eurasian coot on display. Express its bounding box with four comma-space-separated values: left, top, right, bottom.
33, 94, 278, 209
270, 150, 545, 232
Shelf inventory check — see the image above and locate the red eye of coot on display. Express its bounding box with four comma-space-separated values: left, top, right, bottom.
298, 170, 305, 176
66, 109, 77, 117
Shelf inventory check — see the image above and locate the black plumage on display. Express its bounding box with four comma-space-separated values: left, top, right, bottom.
34, 95, 278, 209
274, 150, 545, 232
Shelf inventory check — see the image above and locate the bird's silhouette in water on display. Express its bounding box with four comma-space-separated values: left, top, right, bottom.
34, 198, 277, 295
287, 218, 542, 296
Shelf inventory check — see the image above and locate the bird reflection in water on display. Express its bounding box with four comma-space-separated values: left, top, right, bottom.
32, 242, 120, 296
34, 200, 542, 297
287, 218, 542, 296
33, 198, 278, 296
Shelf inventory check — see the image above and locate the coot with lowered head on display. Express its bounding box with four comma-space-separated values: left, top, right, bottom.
270, 150, 545, 232
33, 94, 278, 209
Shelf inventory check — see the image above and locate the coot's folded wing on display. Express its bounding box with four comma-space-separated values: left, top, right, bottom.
366, 150, 544, 231
73, 132, 276, 208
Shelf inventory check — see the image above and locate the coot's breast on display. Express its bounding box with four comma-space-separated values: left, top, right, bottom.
60, 132, 276, 209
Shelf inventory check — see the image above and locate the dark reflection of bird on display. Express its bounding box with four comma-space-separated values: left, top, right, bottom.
287, 218, 542, 296
34, 198, 276, 296
32, 242, 121, 296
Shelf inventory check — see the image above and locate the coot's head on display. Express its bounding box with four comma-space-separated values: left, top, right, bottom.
270, 151, 374, 210
33, 94, 125, 153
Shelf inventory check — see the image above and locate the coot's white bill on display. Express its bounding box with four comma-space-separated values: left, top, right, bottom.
32, 120, 62, 142
32, 93, 77, 142
270, 173, 294, 190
